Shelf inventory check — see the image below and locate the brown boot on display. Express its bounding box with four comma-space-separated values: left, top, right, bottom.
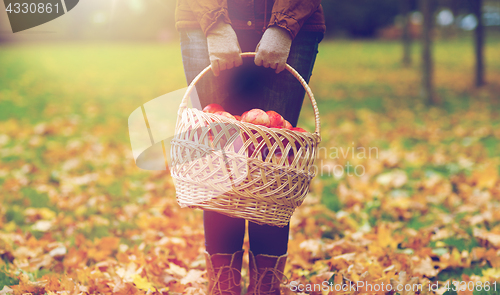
204, 250, 244, 295
246, 251, 288, 295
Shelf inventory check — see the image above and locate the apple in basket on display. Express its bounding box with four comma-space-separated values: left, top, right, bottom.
266, 111, 285, 128
241, 109, 270, 127
214, 111, 236, 121
203, 103, 225, 113
283, 120, 292, 129
291, 127, 307, 133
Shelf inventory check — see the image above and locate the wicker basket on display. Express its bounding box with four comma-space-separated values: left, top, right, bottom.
170, 52, 321, 227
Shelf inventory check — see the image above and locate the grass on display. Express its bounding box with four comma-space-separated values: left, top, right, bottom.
0, 43, 186, 141
312, 36, 500, 109
0, 36, 498, 133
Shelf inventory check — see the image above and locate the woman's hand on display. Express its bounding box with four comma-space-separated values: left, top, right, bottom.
206, 20, 243, 76
254, 26, 292, 74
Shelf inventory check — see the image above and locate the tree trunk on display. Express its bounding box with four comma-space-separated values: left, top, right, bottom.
401, 0, 412, 66
449, 0, 459, 39
473, 0, 486, 87
421, 0, 438, 104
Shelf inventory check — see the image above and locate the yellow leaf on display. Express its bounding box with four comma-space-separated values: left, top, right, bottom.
482, 268, 500, 279
296, 269, 310, 277
74, 205, 87, 217
4, 221, 16, 232
377, 224, 398, 249
38, 208, 56, 220
473, 164, 498, 189
132, 274, 154, 291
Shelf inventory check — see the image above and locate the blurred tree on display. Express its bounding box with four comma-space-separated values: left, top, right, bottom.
421, 0, 439, 105
321, 0, 401, 37
437, 0, 457, 38
0, 0, 176, 42
401, 0, 412, 66
473, 0, 486, 86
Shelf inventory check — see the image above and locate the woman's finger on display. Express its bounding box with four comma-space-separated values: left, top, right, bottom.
235, 55, 243, 67
276, 62, 286, 74
254, 54, 263, 66
219, 59, 227, 72
226, 59, 234, 70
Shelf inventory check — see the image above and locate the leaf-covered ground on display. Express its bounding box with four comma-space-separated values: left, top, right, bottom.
1, 37, 500, 294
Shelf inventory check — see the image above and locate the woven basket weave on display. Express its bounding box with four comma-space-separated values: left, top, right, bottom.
170, 52, 321, 227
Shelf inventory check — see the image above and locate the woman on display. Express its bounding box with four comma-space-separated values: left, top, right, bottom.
175, 1, 325, 294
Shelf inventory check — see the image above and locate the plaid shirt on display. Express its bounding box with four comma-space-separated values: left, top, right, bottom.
175, 0, 325, 39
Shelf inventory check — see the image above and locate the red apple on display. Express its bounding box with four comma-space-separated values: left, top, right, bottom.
234, 115, 241, 121
214, 111, 236, 121
291, 127, 307, 133
203, 103, 224, 113
283, 120, 292, 129
241, 109, 270, 127
266, 111, 284, 127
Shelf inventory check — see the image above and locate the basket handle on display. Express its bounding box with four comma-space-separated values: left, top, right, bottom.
178, 52, 321, 141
